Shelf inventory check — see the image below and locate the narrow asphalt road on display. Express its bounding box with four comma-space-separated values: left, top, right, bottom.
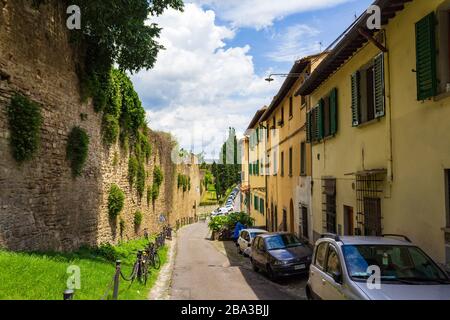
169, 222, 307, 300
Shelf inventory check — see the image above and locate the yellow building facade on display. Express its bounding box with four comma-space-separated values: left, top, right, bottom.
298, 0, 450, 265
244, 108, 268, 228
259, 55, 325, 242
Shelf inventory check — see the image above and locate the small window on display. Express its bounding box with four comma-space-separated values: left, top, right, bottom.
254, 195, 259, 211
260, 198, 265, 215
280, 151, 284, 177
273, 150, 278, 175
315, 242, 328, 270
289, 96, 293, 119
280, 107, 285, 126
289, 147, 293, 177
300, 142, 306, 176
325, 246, 342, 277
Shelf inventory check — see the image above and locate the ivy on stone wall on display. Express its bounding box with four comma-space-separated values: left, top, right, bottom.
177, 174, 190, 193
153, 166, 164, 187
66, 126, 90, 177
7, 94, 43, 163
136, 162, 146, 200
108, 184, 125, 219
134, 211, 143, 228
128, 155, 138, 187
151, 183, 160, 202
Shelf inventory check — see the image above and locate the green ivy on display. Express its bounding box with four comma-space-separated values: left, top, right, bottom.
119, 218, 126, 237
151, 183, 160, 201
139, 131, 152, 163
6, 94, 43, 163
177, 173, 190, 193
128, 155, 138, 187
136, 162, 146, 200
108, 184, 125, 219
102, 114, 120, 146
66, 126, 90, 177
153, 166, 164, 187
134, 211, 143, 227
147, 186, 152, 207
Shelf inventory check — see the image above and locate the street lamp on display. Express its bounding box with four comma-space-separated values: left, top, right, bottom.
264, 73, 305, 83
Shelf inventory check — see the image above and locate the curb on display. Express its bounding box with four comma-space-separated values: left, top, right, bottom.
148, 232, 178, 300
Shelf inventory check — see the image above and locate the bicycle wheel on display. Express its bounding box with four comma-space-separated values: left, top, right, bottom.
153, 252, 161, 270
140, 262, 148, 285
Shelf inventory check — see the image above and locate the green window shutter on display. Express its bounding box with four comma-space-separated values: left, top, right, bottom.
415, 12, 437, 101
313, 108, 319, 141
249, 163, 252, 175
306, 111, 312, 143
318, 100, 324, 140
256, 160, 260, 176
254, 196, 258, 210
260, 199, 264, 214
330, 88, 338, 135
351, 71, 361, 127
373, 53, 385, 118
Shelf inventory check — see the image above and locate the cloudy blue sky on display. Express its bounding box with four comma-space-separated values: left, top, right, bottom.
131, 0, 373, 159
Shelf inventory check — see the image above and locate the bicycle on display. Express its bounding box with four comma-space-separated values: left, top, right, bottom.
121, 250, 148, 285
144, 242, 161, 270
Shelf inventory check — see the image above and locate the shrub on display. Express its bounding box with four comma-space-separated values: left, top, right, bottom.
208, 212, 254, 233
136, 162, 146, 199
153, 166, 164, 187
134, 211, 143, 227
108, 184, 125, 219
119, 218, 126, 237
66, 126, 90, 177
6, 94, 43, 163
128, 155, 138, 186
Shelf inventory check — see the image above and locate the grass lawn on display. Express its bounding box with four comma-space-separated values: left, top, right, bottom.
200, 190, 218, 206
0, 238, 168, 300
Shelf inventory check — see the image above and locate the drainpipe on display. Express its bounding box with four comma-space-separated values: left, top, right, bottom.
384, 31, 394, 194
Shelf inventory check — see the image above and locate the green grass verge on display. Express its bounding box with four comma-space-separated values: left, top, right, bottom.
200, 190, 218, 206
0, 238, 168, 300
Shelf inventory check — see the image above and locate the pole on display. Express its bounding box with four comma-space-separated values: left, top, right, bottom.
113, 260, 121, 300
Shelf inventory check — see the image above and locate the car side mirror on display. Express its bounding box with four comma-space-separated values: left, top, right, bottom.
332, 271, 343, 284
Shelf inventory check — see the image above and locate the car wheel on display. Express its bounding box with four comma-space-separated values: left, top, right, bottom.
305, 286, 314, 300
267, 265, 278, 281
251, 258, 259, 272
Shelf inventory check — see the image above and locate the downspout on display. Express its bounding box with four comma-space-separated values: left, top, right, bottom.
384, 30, 394, 196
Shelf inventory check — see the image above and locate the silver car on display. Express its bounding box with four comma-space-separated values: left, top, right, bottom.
306, 234, 450, 300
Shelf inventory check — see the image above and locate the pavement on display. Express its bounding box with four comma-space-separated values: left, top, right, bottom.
168, 222, 307, 300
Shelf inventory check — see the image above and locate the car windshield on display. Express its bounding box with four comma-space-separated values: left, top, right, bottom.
265, 234, 303, 250
250, 232, 265, 238
342, 245, 449, 284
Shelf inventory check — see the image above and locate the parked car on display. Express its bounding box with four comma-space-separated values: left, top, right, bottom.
237, 229, 268, 257
306, 234, 450, 300
251, 233, 312, 280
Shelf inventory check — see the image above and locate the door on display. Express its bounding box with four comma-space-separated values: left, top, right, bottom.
289, 200, 295, 234
282, 209, 288, 231
343, 206, 354, 236
301, 206, 309, 240
309, 242, 328, 299
320, 245, 346, 300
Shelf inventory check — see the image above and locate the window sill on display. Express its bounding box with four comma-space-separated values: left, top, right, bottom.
355, 117, 381, 128
434, 91, 450, 102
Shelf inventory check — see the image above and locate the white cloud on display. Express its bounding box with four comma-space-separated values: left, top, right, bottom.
132, 3, 280, 159
267, 24, 321, 63
189, 0, 355, 29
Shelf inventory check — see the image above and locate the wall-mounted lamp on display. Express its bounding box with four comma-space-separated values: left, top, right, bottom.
264, 73, 304, 83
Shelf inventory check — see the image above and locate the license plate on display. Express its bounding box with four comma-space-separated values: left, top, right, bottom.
294, 264, 306, 270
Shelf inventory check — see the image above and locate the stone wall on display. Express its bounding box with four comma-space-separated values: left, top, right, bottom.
0, 0, 200, 251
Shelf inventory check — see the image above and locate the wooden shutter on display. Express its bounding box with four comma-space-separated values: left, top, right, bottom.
415, 12, 437, 101
318, 100, 324, 140
330, 88, 338, 135
306, 111, 312, 143
373, 53, 385, 118
256, 160, 260, 176
351, 71, 361, 127
249, 163, 252, 175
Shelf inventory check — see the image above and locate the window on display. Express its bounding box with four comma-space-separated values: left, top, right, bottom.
323, 178, 337, 233
273, 150, 278, 175
289, 96, 293, 119
288, 147, 293, 177
300, 142, 306, 176
254, 195, 259, 211
280, 151, 284, 176
301, 95, 307, 108
279, 107, 285, 126
446, 170, 450, 226
363, 197, 382, 236
260, 198, 265, 215
307, 88, 338, 142
326, 246, 342, 277
315, 242, 328, 270
351, 54, 385, 126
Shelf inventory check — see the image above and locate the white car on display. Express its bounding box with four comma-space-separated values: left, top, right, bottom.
237, 229, 268, 257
